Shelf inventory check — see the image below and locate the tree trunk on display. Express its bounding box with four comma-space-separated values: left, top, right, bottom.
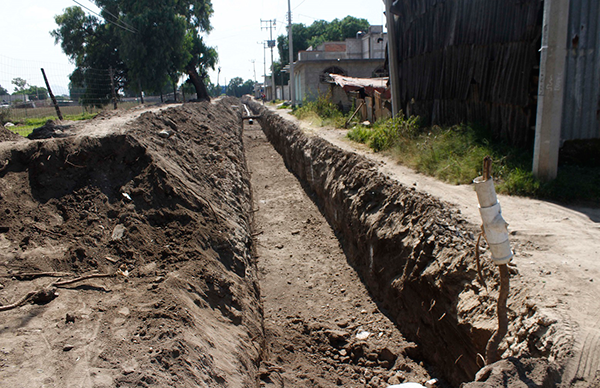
186, 66, 210, 102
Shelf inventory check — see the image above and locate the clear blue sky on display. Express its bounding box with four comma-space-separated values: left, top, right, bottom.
0, 0, 386, 95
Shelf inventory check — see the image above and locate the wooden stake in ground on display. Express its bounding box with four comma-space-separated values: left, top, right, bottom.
41, 68, 63, 120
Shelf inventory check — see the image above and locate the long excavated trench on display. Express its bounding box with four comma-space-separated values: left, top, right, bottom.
242, 97, 564, 388
0, 98, 564, 387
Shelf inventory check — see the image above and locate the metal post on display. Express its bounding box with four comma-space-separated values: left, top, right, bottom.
384, 0, 401, 118
532, 0, 570, 181
41, 68, 63, 120
288, 0, 295, 106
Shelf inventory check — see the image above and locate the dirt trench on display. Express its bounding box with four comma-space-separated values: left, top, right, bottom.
243, 97, 564, 387
0, 97, 565, 387
245, 119, 436, 387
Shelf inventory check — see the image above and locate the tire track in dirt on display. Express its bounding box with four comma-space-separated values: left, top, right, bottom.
244, 120, 437, 387
569, 315, 600, 385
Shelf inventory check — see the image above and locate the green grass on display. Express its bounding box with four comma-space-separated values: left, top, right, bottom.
5, 112, 98, 137
345, 116, 599, 205
292, 94, 348, 128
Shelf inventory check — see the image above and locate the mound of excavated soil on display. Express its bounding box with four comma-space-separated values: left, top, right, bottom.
0, 100, 262, 386
0, 126, 24, 142
244, 97, 563, 387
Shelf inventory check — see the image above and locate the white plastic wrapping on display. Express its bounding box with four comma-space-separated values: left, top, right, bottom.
473, 176, 513, 265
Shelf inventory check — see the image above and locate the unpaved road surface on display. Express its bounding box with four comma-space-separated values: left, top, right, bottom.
273, 107, 600, 387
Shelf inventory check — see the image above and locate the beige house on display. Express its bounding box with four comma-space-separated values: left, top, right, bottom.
292, 25, 387, 108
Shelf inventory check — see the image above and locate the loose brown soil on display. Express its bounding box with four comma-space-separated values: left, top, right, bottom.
245, 120, 433, 387
0, 100, 262, 387
0, 97, 597, 387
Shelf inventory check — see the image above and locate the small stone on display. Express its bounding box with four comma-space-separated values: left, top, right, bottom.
275, 244, 284, 249
111, 224, 126, 241
356, 330, 370, 340
63, 344, 74, 351
65, 313, 75, 324
325, 329, 350, 343
336, 319, 349, 328
284, 344, 294, 352
158, 129, 172, 138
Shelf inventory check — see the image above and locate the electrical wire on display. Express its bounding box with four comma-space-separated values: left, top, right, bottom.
72, 0, 137, 34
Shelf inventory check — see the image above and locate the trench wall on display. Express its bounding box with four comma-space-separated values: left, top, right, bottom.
243, 98, 564, 386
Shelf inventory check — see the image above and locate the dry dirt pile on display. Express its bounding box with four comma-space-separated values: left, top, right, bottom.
244, 97, 564, 387
0, 100, 262, 387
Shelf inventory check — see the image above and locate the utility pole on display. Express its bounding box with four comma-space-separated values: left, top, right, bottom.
532, 0, 570, 181
250, 60, 257, 82
287, 0, 295, 106
261, 19, 276, 101
385, 0, 401, 118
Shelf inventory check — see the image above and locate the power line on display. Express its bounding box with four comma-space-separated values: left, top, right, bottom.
79, 0, 139, 33
72, 0, 137, 34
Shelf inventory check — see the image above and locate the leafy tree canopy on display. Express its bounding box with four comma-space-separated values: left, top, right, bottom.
225, 77, 255, 98
52, 0, 217, 106
0, 85, 8, 96
277, 16, 370, 68
23, 86, 49, 100
11, 77, 27, 93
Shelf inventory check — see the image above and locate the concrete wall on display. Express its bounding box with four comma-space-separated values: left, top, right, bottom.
294, 59, 385, 103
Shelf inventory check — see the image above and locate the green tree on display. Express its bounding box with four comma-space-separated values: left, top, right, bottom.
12, 78, 27, 94
23, 86, 49, 100
226, 77, 255, 97
277, 16, 370, 68
52, 6, 125, 107
52, 0, 216, 105
0, 85, 8, 95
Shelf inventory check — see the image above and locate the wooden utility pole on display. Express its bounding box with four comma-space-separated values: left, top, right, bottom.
41, 68, 63, 120
109, 67, 118, 110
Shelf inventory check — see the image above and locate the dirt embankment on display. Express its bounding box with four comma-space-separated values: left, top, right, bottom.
244, 98, 563, 387
0, 100, 262, 387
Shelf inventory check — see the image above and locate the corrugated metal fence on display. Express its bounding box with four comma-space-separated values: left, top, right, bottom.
392, 0, 543, 147
562, 0, 600, 141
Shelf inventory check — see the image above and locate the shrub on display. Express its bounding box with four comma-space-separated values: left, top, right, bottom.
292, 93, 346, 127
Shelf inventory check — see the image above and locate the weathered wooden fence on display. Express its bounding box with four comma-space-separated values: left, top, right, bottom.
391, 0, 543, 147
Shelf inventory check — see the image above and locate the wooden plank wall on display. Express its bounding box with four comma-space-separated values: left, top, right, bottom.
392, 0, 543, 147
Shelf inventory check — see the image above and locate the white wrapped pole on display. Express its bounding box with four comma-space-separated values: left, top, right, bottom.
473, 176, 513, 265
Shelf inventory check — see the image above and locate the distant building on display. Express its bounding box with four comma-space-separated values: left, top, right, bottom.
292, 25, 387, 106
